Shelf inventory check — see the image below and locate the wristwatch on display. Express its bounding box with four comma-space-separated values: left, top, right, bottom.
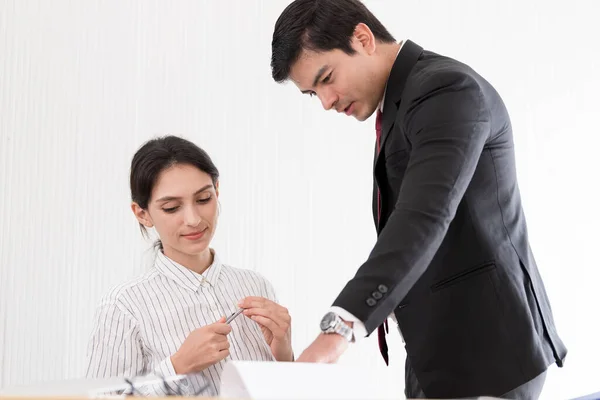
320, 312, 354, 342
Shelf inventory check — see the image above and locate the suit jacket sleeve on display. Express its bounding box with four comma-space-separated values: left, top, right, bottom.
332, 70, 492, 334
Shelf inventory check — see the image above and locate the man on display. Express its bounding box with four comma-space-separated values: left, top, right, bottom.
270, 0, 567, 398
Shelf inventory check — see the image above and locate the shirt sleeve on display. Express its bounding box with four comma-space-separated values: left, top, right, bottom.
84, 300, 146, 380
84, 297, 194, 396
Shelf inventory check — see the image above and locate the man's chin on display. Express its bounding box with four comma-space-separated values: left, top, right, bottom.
355, 113, 370, 122
355, 107, 378, 122
353, 111, 367, 122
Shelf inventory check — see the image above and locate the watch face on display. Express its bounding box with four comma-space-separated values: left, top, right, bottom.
320, 312, 336, 331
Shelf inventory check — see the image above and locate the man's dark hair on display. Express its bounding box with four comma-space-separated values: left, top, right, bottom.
271, 0, 396, 83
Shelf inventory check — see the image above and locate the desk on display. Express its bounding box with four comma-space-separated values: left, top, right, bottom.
0, 398, 222, 400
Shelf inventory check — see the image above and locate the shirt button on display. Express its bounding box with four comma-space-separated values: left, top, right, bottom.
366, 298, 377, 307
372, 291, 383, 300
378, 284, 388, 293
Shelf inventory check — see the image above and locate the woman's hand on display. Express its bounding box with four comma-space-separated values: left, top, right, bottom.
238, 297, 294, 362
171, 317, 232, 374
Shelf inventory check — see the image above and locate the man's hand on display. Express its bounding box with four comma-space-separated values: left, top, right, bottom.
238, 296, 293, 361
171, 317, 231, 374
296, 331, 350, 363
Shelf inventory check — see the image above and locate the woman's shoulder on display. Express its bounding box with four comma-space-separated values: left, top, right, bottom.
220, 263, 277, 301
221, 263, 272, 284
96, 268, 160, 307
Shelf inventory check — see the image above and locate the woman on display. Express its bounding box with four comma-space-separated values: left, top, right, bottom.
84, 135, 293, 396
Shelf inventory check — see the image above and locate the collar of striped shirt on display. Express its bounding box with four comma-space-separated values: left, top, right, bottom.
154, 249, 223, 291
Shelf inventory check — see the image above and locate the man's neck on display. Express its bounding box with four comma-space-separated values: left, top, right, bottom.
379, 40, 405, 112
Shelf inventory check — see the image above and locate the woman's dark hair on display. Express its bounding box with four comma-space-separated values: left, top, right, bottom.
271, 0, 396, 83
130, 135, 219, 238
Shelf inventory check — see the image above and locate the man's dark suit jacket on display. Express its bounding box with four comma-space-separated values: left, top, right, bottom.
332, 40, 567, 398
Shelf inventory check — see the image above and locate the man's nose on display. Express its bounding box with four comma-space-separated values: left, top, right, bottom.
319, 89, 337, 111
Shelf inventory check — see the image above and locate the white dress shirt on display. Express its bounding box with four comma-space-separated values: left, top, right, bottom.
329, 40, 406, 342
85, 249, 276, 396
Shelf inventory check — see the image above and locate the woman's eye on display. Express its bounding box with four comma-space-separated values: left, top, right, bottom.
162, 206, 178, 213
197, 196, 211, 204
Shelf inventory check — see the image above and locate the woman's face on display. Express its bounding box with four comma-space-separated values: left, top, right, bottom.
133, 163, 219, 261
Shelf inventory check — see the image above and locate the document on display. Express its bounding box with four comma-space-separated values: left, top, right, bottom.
220, 360, 400, 399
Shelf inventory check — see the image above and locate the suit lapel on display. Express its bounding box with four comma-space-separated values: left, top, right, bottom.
373, 40, 424, 169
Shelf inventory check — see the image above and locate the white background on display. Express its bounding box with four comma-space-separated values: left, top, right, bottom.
1, 0, 599, 398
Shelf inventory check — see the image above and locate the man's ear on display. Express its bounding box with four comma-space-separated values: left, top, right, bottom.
353, 22, 377, 55
131, 202, 153, 228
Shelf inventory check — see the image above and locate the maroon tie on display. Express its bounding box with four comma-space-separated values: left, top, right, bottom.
375, 110, 390, 366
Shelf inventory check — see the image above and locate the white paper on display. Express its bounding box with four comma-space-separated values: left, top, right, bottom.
219, 361, 402, 400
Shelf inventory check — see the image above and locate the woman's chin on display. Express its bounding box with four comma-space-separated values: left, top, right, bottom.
180, 236, 211, 255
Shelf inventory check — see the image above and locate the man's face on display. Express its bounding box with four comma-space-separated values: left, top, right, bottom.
288, 26, 385, 122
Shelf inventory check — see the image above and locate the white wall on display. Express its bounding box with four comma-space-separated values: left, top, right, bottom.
1, 0, 598, 398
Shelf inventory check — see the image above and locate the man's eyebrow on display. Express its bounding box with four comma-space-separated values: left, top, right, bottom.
300, 65, 329, 95
312, 65, 329, 87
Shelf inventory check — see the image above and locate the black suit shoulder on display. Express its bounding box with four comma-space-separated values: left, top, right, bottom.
400, 51, 512, 147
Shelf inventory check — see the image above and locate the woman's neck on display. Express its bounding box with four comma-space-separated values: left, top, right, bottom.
163, 246, 214, 275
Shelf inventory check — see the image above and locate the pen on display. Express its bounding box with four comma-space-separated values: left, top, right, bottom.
225, 308, 244, 324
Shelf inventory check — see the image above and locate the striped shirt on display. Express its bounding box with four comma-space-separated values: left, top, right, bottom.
84, 249, 276, 396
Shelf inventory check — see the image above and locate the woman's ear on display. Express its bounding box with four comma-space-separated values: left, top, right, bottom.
215, 180, 220, 198
131, 202, 153, 228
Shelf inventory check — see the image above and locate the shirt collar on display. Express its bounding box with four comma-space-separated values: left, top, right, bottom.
379, 40, 406, 112
154, 249, 223, 292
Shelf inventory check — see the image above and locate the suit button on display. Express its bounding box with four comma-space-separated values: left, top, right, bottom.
378, 284, 388, 293
366, 298, 377, 307
372, 291, 383, 300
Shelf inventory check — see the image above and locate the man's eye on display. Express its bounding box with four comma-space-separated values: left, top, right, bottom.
322, 72, 332, 83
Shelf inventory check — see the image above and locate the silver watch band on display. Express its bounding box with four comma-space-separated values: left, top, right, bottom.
320, 312, 355, 342
334, 318, 354, 342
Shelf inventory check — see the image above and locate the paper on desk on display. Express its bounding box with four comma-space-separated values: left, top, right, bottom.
0, 374, 187, 398
219, 360, 400, 400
